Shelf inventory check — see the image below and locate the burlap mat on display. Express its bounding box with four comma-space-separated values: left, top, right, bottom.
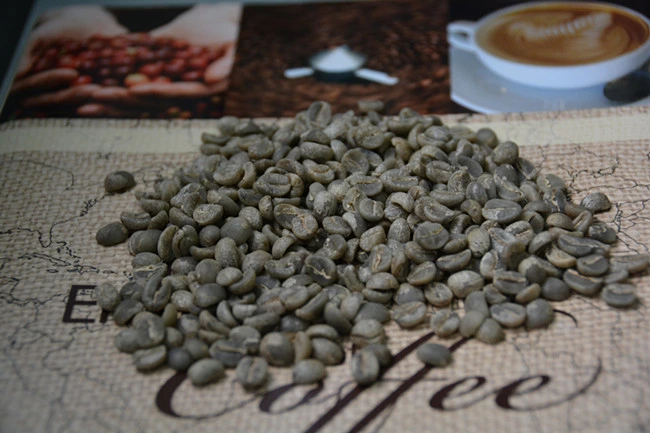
0, 106, 649, 433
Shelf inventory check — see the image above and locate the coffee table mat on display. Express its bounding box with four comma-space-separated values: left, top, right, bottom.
0, 106, 649, 433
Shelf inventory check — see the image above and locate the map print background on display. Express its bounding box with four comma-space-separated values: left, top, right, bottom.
0, 106, 649, 432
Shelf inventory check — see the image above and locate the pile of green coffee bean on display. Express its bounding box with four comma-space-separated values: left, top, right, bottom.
96, 101, 648, 388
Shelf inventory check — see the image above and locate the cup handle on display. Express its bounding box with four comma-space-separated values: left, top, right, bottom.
447, 21, 478, 52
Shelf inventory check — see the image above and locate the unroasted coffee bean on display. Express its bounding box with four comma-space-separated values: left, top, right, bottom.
576, 254, 609, 276
229, 325, 261, 348
188, 358, 225, 386
96, 222, 130, 246
113, 298, 144, 326
171, 290, 196, 313
493, 141, 519, 165
350, 319, 386, 347
311, 338, 345, 365
243, 311, 281, 333
142, 273, 171, 313
199, 310, 229, 337
394, 283, 426, 305
610, 254, 650, 274
167, 347, 193, 371
134, 313, 166, 349
140, 198, 170, 216
221, 217, 253, 245
365, 272, 398, 291
115, 328, 141, 353
96, 282, 120, 311
464, 291, 489, 316
490, 302, 527, 328
293, 359, 327, 384
133, 345, 166, 371
355, 302, 391, 323
482, 199, 522, 224
467, 227, 491, 258
259, 332, 294, 367
488, 228, 526, 266
436, 249, 472, 273
447, 270, 483, 298
274, 312, 305, 332
493, 270, 527, 296
236, 356, 268, 389
362, 289, 392, 304
160, 304, 178, 326
546, 213, 574, 230
600, 283, 638, 308
603, 268, 629, 284
580, 192, 611, 213
528, 231, 554, 255
323, 303, 353, 335
193, 204, 224, 226
351, 349, 380, 385
515, 283, 541, 304
340, 293, 364, 321
295, 291, 329, 321
416, 343, 452, 367
363, 343, 392, 367
483, 284, 507, 305
177, 314, 201, 338
358, 99, 385, 113
217, 267, 243, 286
132, 252, 161, 268
413, 222, 449, 250
105, 170, 135, 193
304, 255, 338, 286
392, 301, 427, 329
475, 318, 505, 344
306, 324, 340, 342
424, 282, 454, 307
563, 269, 603, 296
459, 310, 487, 337
120, 212, 151, 232
183, 338, 209, 361
546, 245, 577, 268
525, 299, 555, 329
165, 327, 184, 348
320, 234, 348, 261
209, 339, 247, 368
588, 222, 617, 244
430, 309, 460, 338
557, 234, 609, 258
128, 229, 162, 255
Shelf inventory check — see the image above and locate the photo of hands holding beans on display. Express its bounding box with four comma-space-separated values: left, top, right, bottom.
5, 4, 241, 119
3, 0, 458, 120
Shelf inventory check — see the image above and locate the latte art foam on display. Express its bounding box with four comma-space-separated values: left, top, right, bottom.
476, 4, 649, 66
508, 12, 612, 42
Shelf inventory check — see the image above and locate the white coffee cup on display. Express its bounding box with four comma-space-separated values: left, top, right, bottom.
447, 1, 650, 89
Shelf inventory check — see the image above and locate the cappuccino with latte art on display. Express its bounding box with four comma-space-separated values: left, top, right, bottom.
448, 2, 650, 89
476, 3, 649, 66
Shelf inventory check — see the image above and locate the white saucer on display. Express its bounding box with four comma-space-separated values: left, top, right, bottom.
449, 47, 650, 113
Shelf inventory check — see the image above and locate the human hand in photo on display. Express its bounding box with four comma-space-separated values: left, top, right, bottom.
128, 3, 241, 98
7, 4, 240, 118
15, 5, 127, 79
10, 6, 128, 113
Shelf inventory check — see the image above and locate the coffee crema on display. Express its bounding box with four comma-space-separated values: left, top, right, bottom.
476, 3, 649, 66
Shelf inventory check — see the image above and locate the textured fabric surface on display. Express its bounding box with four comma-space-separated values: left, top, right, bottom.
0, 106, 648, 433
